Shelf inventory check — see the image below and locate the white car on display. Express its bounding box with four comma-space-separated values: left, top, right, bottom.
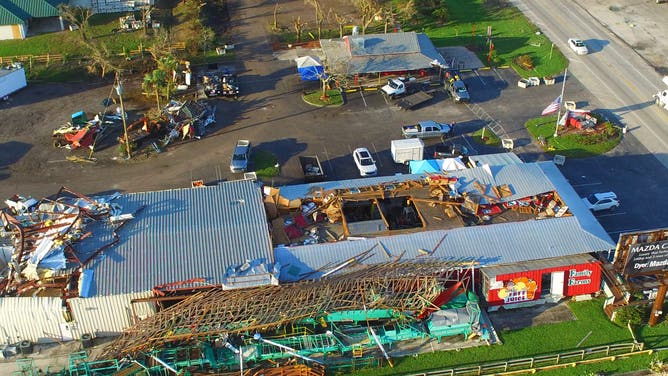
353, 147, 377, 176
582, 192, 619, 212
568, 38, 588, 55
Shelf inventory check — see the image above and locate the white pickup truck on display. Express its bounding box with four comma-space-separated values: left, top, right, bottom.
381, 77, 420, 98
653, 76, 668, 110
401, 120, 453, 139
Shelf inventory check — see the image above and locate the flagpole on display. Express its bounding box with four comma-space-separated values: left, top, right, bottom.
554, 68, 568, 138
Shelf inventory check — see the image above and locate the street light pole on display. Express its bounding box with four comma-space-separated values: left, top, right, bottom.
115, 74, 131, 159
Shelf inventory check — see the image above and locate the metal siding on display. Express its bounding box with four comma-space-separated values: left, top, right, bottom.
68, 292, 156, 338
482, 257, 601, 306
0, 297, 64, 343
562, 261, 602, 297
85, 180, 273, 296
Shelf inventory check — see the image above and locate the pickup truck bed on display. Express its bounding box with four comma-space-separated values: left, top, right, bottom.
396, 91, 433, 110
299, 155, 325, 182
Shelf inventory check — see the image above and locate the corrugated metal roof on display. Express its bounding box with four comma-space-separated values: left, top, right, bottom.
0, 1, 28, 25
275, 161, 616, 282
321, 32, 447, 74
348, 32, 419, 56
83, 180, 274, 296
6, 0, 64, 18
469, 152, 524, 167
480, 253, 599, 279
279, 161, 553, 204
277, 173, 426, 200
276, 217, 615, 282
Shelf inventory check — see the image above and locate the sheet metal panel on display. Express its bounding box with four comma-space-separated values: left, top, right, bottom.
83, 180, 273, 296
68, 292, 156, 338
276, 217, 615, 282
0, 297, 64, 343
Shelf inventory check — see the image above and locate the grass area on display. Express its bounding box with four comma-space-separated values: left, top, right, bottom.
349, 298, 668, 376
0, 13, 150, 57
409, 0, 569, 77
525, 115, 622, 158
253, 150, 280, 178
302, 89, 343, 106
471, 127, 501, 147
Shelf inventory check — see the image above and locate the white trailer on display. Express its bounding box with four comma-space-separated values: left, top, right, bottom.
0, 66, 27, 99
391, 138, 424, 165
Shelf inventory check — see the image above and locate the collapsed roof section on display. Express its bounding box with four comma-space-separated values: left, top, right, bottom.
0, 187, 132, 297
98, 258, 471, 360
266, 161, 615, 282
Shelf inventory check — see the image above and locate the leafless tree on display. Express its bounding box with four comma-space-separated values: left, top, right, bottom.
272, 1, 281, 31
397, 0, 417, 25
330, 9, 349, 38
292, 16, 307, 43
352, 0, 383, 34
139, 5, 155, 35
304, 0, 325, 39
58, 4, 93, 41
383, 6, 396, 34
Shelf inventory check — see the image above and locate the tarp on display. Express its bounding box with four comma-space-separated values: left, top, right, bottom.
295, 56, 324, 81
409, 158, 466, 173
409, 159, 441, 174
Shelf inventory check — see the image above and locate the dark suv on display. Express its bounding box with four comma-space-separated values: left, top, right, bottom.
433, 143, 469, 159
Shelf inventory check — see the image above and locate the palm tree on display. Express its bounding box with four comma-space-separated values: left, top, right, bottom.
157, 55, 179, 100
142, 69, 167, 109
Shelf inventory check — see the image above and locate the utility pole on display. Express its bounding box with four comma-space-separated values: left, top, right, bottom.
115, 73, 131, 159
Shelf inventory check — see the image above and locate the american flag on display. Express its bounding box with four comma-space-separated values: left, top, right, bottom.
541, 95, 562, 116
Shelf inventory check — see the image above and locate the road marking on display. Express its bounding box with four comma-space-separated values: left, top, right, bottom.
371, 142, 383, 167
323, 145, 334, 178
473, 70, 486, 86
359, 90, 367, 107
607, 228, 642, 235
595, 211, 626, 218
570, 182, 603, 187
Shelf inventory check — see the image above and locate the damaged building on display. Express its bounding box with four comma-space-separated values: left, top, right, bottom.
0, 153, 619, 369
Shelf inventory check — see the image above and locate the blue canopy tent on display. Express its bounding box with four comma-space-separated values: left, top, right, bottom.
295, 56, 325, 81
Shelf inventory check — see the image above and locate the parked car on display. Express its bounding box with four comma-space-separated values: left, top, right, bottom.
567, 38, 588, 55
230, 140, 250, 173
433, 143, 469, 159
446, 79, 470, 103
352, 147, 377, 176
581, 192, 619, 212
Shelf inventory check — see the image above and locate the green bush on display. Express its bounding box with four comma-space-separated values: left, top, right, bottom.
613, 305, 645, 326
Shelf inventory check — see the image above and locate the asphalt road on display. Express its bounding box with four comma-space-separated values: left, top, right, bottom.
512, 0, 668, 169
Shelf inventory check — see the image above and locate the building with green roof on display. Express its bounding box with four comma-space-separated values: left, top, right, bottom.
0, 0, 67, 40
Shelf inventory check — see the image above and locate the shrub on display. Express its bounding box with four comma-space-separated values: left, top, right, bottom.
514, 54, 534, 70
612, 305, 645, 326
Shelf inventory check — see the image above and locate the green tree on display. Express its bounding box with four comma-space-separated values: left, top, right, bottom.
433, 7, 449, 24
142, 69, 167, 109
157, 55, 179, 100
199, 27, 216, 56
